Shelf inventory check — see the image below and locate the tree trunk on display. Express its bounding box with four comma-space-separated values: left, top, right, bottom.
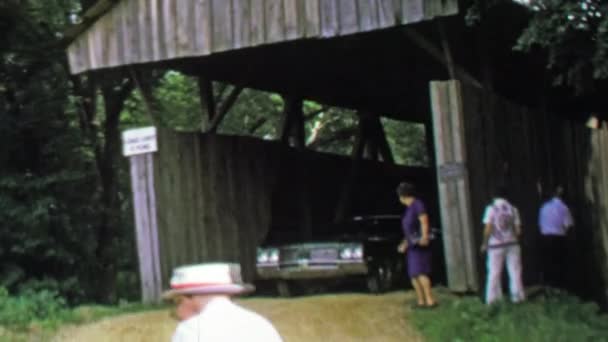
72, 73, 134, 303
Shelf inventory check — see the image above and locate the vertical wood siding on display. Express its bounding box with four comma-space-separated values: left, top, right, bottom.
432, 80, 608, 301
67, 0, 458, 74
152, 129, 436, 287
129, 153, 163, 303
430, 81, 478, 292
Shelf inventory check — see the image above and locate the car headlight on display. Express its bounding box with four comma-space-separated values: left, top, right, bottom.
352, 246, 363, 259
340, 248, 353, 259
258, 252, 269, 263
269, 249, 280, 263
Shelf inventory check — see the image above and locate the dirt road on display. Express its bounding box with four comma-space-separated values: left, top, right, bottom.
52, 292, 424, 342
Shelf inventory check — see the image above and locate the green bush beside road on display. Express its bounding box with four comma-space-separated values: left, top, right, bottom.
411, 289, 608, 342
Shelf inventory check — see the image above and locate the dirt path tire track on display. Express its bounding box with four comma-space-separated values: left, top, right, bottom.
53, 292, 424, 342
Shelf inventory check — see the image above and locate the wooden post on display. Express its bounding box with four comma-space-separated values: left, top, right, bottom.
438, 21, 456, 80
207, 85, 244, 133
402, 28, 482, 89
280, 96, 305, 148
369, 115, 394, 163
123, 127, 162, 303
198, 76, 215, 131
430, 80, 479, 292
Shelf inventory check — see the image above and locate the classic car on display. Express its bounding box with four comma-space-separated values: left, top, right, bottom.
256, 215, 408, 296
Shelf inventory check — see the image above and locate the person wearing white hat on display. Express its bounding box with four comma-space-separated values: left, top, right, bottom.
164, 263, 283, 342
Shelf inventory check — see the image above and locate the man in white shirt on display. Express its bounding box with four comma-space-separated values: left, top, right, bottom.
480, 186, 525, 305
538, 186, 574, 290
164, 263, 283, 342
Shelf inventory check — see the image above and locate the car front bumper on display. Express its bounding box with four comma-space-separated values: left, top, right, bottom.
256, 262, 368, 280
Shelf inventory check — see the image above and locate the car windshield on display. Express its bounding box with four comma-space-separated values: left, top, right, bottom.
262, 217, 402, 245
323, 218, 402, 237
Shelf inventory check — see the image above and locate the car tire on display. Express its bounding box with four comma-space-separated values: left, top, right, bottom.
277, 280, 292, 297
367, 261, 393, 294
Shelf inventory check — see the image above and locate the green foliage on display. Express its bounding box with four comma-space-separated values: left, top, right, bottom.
382, 118, 428, 167
219, 90, 284, 139
0, 0, 109, 303
0, 287, 163, 341
468, 0, 608, 92
411, 291, 608, 342
0, 287, 74, 331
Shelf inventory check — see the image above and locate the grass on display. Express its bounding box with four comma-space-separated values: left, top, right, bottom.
0, 287, 164, 342
410, 288, 608, 342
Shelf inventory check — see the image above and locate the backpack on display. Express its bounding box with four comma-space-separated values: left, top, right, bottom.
491, 202, 516, 242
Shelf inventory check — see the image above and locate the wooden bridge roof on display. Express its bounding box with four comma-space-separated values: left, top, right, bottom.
66, 0, 458, 75
68, 1, 595, 122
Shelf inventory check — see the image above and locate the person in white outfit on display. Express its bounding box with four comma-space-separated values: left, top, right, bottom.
480, 186, 526, 305
164, 263, 283, 342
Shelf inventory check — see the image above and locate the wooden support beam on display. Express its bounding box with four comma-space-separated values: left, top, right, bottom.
130, 69, 160, 126
402, 28, 482, 88
424, 121, 436, 168
369, 115, 394, 164
280, 96, 305, 149
438, 21, 456, 80
128, 151, 162, 303
207, 85, 244, 133
197, 76, 215, 131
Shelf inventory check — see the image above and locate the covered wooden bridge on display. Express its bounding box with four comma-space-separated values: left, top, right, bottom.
66, 0, 608, 305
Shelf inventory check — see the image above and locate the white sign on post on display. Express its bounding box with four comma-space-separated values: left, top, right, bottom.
122, 127, 158, 157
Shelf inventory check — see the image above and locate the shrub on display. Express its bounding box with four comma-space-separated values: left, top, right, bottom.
0, 287, 75, 331
411, 291, 608, 342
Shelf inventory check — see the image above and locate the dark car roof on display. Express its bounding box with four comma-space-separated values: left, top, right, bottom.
262, 215, 402, 246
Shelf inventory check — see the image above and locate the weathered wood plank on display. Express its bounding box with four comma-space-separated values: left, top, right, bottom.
320, 0, 339, 37
138, 0, 152, 63
338, 0, 359, 35
447, 81, 479, 291
175, 0, 194, 56
400, 0, 424, 24
144, 153, 162, 301
232, 0, 251, 49
377, 0, 396, 28
124, 0, 139, 64
159, 0, 175, 60
357, 0, 378, 31
431, 81, 466, 291
250, 0, 266, 45
193, 0, 212, 55
597, 128, 608, 271
304, 0, 321, 37
150, 0, 162, 61
424, 0, 440, 19
68, 0, 460, 74
283, 0, 300, 40
130, 156, 149, 302
190, 137, 206, 261
153, 129, 440, 287
211, 0, 233, 52
265, 0, 285, 43
130, 153, 162, 303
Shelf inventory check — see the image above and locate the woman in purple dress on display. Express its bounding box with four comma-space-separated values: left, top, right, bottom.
396, 182, 437, 308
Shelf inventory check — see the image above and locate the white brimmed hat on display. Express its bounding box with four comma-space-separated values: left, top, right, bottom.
162, 263, 254, 299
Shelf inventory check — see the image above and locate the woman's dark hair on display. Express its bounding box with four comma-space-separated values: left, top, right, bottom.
396, 182, 416, 197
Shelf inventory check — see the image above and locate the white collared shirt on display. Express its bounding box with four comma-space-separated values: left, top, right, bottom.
172, 297, 283, 342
